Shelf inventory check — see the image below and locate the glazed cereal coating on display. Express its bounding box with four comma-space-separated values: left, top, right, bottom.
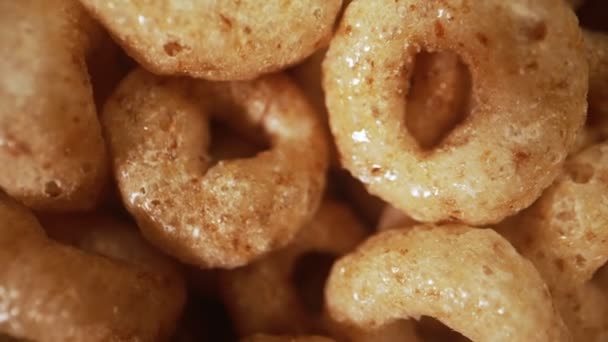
323, 0, 587, 225
325, 225, 569, 342
77, 0, 342, 80
499, 143, 608, 289
584, 30, 608, 117
103, 69, 328, 269
0, 192, 185, 342
0, 0, 107, 211
497, 142, 608, 340
220, 199, 368, 336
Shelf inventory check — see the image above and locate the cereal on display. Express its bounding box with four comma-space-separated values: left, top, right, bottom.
78, 0, 342, 80
0, 0, 107, 211
325, 225, 569, 341
497, 142, 608, 340
0, 191, 185, 341
323, 0, 587, 224
220, 199, 368, 336
103, 69, 328, 268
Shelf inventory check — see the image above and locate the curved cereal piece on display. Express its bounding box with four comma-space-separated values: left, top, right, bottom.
498, 142, 608, 289
323, 0, 587, 225
103, 69, 328, 268
220, 199, 368, 335
78, 0, 342, 80
325, 225, 569, 342
0, 0, 107, 211
40, 213, 183, 281
497, 142, 608, 340
0, 191, 185, 341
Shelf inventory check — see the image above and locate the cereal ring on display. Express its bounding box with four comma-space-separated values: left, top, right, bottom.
0, 191, 185, 341
78, 0, 342, 80
220, 199, 368, 335
0, 0, 107, 211
498, 142, 608, 289
103, 69, 328, 268
323, 0, 587, 224
40, 213, 183, 280
325, 225, 569, 341
496, 142, 608, 340
242, 335, 335, 342
584, 30, 608, 117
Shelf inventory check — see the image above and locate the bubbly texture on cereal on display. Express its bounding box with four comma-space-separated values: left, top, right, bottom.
0, 0, 607, 341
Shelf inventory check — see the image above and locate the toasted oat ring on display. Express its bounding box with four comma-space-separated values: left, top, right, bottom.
40, 213, 184, 281
103, 69, 328, 268
0, 0, 107, 212
325, 224, 569, 342
219, 199, 368, 336
78, 0, 342, 80
323, 0, 587, 225
498, 142, 608, 289
0, 191, 185, 341
497, 142, 608, 340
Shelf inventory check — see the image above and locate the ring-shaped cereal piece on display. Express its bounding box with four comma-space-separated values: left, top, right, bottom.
323, 0, 587, 225
103, 69, 328, 268
78, 0, 342, 80
0, 0, 107, 211
325, 224, 569, 342
219, 199, 368, 336
0, 191, 185, 341
497, 142, 608, 340
40, 213, 184, 282
498, 142, 608, 289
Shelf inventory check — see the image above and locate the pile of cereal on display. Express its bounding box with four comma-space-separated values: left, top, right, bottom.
1, 0, 606, 341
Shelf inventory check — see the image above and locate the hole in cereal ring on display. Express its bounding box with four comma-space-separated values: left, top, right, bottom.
565, 162, 594, 184
209, 120, 270, 166
291, 252, 337, 315
416, 316, 472, 342
44, 180, 62, 198
404, 51, 473, 150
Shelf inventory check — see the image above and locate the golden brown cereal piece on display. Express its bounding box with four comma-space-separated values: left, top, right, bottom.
584, 30, 608, 117
242, 335, 335, 342
220, 199, 368, 336
323, 0, 587, 225
325, 225, 569, 342
498, 143, 608, 289
555, 284, 608, 341
497, 142, 608, 340
0, 192, 185, 342
78, 0, 342, 80
103, 69, 328, 268
0, 0, 107, 211
40, 213, 183, 280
